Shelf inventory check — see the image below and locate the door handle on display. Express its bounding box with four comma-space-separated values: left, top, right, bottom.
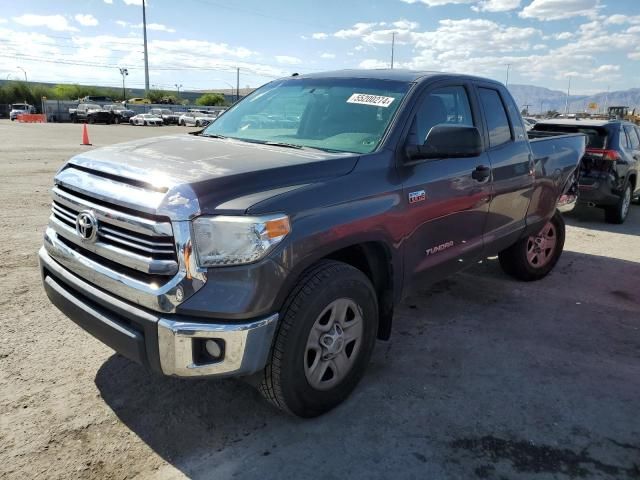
472, 165, 491, 182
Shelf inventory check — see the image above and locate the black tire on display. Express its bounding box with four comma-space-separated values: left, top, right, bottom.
259, 260, 378, 417
130, 120, 134, 126
88, 116, 95, 124
499, 210, 565, 281
143, 121, 147, 126
195, 120, 201, 127
114, 116, 120, 125
604, 183, 632, 224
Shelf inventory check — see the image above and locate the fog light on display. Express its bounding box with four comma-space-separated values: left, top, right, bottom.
205, 339, 222, 359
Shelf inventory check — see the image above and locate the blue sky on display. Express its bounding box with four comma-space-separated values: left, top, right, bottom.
1, 0, 639, 94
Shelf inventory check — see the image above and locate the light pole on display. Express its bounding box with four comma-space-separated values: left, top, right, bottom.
175, 83, 182, 97
505, 63, 511, 87
564, 76, 572, 114
142, 0, 150, 94
390, 32, 396, 69
119, 67, 128, 103
17, 66, 27, 82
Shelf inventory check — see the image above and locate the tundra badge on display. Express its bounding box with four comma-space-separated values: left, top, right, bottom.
409, 190, 426, 204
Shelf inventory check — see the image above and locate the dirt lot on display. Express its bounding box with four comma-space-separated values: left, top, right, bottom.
0, 119, 639, 480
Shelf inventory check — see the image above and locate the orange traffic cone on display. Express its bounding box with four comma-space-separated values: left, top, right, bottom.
81, 124, 92, 146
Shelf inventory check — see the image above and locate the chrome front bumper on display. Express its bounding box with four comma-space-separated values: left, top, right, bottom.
40, 247, 279, 378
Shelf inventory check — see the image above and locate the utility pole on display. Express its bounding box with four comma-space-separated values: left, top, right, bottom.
236, 67, 240, 103
142, 0, 150, 94
17, 66, 27, 82
565, 76, 572, 114
540, 100, 544, 115
505, 63, 511, 87
522, 103, 531, 115
175, 83, 182, 98
604, 85, 609, 115
390, 32, 396, 69
119, 67, 128, 102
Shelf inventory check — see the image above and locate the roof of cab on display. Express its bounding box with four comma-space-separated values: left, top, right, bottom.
288, 69, 496, 84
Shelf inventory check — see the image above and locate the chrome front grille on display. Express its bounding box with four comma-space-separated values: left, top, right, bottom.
49, 185, 179, 278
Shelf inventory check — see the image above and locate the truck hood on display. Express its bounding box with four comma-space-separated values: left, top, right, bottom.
62, 134, 359, 218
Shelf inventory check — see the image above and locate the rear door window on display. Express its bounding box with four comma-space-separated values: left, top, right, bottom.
478, 88, 512, 148
624, 125, 640, 149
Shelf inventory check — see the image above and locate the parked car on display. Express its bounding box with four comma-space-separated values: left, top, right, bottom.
127, 98, 151, 105
70, 103, 112, 124
79, 96, 113, 105
523, 117, 538, 130
129, 113, 163, 126
9, 103, 35, 120
103, 104, 135, 124
149, 108, 181, 125
179, 111, 217, 127
40, 70, 585, 417
532, 119, 639, 223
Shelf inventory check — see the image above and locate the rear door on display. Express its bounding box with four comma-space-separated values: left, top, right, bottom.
474, 83, 534, 254
401, 82, 492, 286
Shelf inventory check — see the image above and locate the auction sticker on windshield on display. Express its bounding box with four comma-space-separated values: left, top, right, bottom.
347, 93, 395, 107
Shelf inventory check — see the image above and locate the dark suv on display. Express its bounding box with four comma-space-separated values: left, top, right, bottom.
533, 119, 640, 223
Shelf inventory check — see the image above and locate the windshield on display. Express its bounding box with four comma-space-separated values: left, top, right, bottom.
12, 104, 28, 110
86, 104, 101, 110
203, 77, 410, 154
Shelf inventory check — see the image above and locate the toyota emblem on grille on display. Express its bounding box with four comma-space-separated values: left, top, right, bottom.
75, 211, 98, 242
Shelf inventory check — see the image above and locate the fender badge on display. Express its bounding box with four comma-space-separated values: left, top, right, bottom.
409, 190, 426, 204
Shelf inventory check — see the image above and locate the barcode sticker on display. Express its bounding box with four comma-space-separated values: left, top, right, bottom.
346, 93, 395, 108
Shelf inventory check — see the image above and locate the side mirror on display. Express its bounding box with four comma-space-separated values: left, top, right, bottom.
406, 124, 483, 161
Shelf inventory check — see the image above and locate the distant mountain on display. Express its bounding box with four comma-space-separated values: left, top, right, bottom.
508, 84, 640, 115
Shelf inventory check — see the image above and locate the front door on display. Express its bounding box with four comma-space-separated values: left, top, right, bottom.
401, 84, 492, 286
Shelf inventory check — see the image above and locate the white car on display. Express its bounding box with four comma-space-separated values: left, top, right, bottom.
10, 103, 35, 121
129, 114, 163, 126
178, 111, 217, 127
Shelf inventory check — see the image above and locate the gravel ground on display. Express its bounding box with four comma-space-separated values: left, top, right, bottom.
0, 119, 639, 480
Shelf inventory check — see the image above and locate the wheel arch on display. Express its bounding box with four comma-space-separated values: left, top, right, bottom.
277, 241, 397, 341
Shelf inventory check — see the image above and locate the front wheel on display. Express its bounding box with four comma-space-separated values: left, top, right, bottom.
259, 260, 378, 417
499, 211, 565, 281
605, 183, 632, 224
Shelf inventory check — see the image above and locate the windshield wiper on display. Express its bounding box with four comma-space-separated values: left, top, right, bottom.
263, 141, 303, 149
195, 132, 226, 139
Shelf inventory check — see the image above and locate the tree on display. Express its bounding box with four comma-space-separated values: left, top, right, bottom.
146, 89, 169, 103
195, 93, 226, 106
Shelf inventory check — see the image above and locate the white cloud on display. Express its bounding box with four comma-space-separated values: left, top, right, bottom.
12, 14, 79, 32
519, 0, 602, 21
359, 59, 390, 69
320, 52, 336, 59
594, 64, 620, 73
275, 55, 302, 65
629, 51, 640, 60
116, 20, 175, 32
605, 14, 640, 25
122, 0, 143, 5
392, 20, 419, 29
312, 32, 328, 39
0, 18, 7, 24
533, 43, 547, 50
104, 0, 113, 3
472, 0, 521, 12
554, 32, 573, 40
335, 23, 377, 39
75, 14, 99, 27
400, 0, 474, 6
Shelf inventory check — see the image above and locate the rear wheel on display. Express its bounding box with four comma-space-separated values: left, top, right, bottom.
499, 211, 565, 281
114, 116, 120, 124
605, 184, 632, 224
259, 260, 378, 417
143, 121, 147, 126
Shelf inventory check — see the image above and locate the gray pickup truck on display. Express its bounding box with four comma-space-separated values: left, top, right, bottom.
40, 70, 585, 417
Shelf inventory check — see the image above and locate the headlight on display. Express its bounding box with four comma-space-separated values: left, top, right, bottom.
192, 214, 291, 267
